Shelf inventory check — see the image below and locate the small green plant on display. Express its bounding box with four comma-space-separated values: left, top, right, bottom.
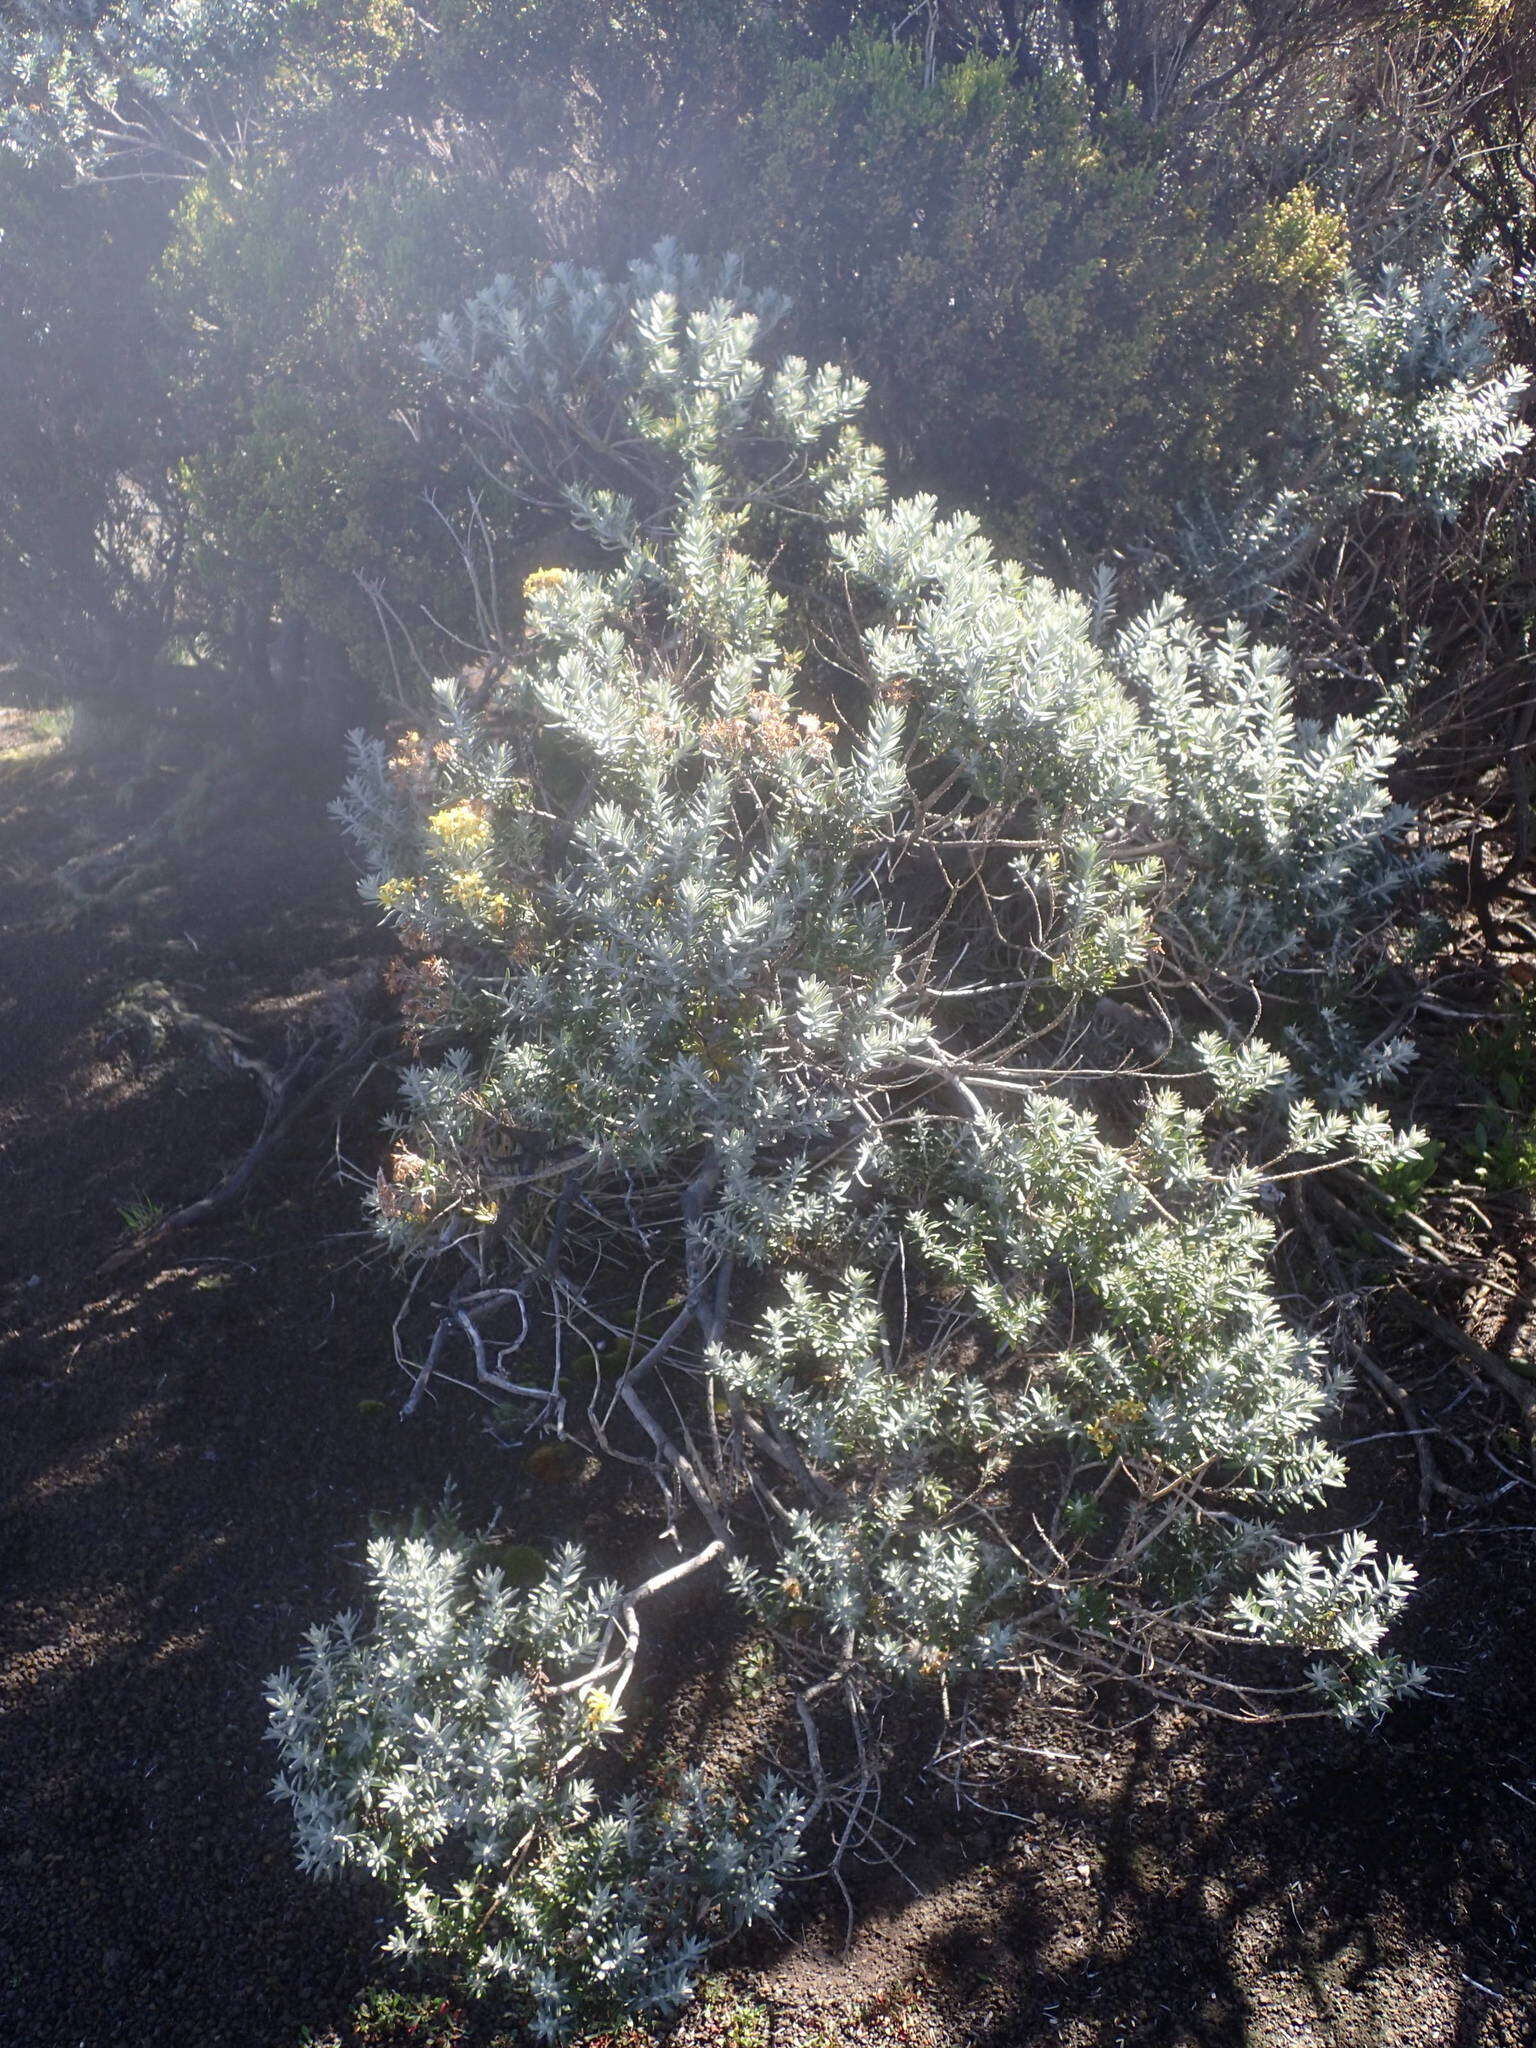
699, 1980, 771, 2048
725, 1638, 778, 1706
1465, 1116, 1536, 1195
347, 1987, 468, 2047
33, 704, 74, 744
484, 1538, 548, 1588
116, 1192, 167, 1237
1460, 994, 1536, 1194
1369, 1137, 1446, 1220
722, 2002, 770, 2048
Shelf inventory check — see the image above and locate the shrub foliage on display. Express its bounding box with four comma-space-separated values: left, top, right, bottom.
739, 33, 1351, 555
264, 246, 1494, 2030
267, 1525, 803, 2042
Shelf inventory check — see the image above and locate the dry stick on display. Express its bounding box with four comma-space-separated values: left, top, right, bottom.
451, 1305, 564, 1409
790, 1690, 877, 1941
400, 1313, 454, 1421
548, 1537, 728, 1713
619, 1377, 733, 1547
1305, 1176, 1463, 1274
1341, 1332, 1475, 1520
1467, 1271, 1536, 1322
737, 1405, 835, 1506
1394, 1289, 1536, 1480
1291, 1190, 1472, 1517
97, 1022, 396, 1275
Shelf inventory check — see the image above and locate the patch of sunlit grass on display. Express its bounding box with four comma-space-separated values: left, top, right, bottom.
116, 1192, 168, 1237
0, 703, 72, 760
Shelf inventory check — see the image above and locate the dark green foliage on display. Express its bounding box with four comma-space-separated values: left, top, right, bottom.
147, 0, 808, 697
160, 152, 542, 689
0, 155, 178, 700
735, 34, 1347, 558
1, 0, 1529, 772
1462, 993, 1536, 1195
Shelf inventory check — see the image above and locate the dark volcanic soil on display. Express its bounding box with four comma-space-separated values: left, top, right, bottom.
1, 718, 1534, 2048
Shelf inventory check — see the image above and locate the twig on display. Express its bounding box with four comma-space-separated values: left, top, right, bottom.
98, 1022, 395, 1273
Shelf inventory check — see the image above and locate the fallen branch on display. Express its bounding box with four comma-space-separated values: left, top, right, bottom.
98, 1019, 395, 1273
1394, 1288, 1536, 1479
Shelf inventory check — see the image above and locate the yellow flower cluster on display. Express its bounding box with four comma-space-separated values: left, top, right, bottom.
427, 802, 493, 854
522, 566, 570, 600
376, 876, 419, 911
445, 870, 514, 926
581, 1687, 616, 1733
1084, 1397, 1148, 1456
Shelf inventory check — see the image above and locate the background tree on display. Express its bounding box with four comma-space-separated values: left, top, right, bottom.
16, 0, 1524, 734
0, 154, 179, 709
734, 32, 1350, 563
